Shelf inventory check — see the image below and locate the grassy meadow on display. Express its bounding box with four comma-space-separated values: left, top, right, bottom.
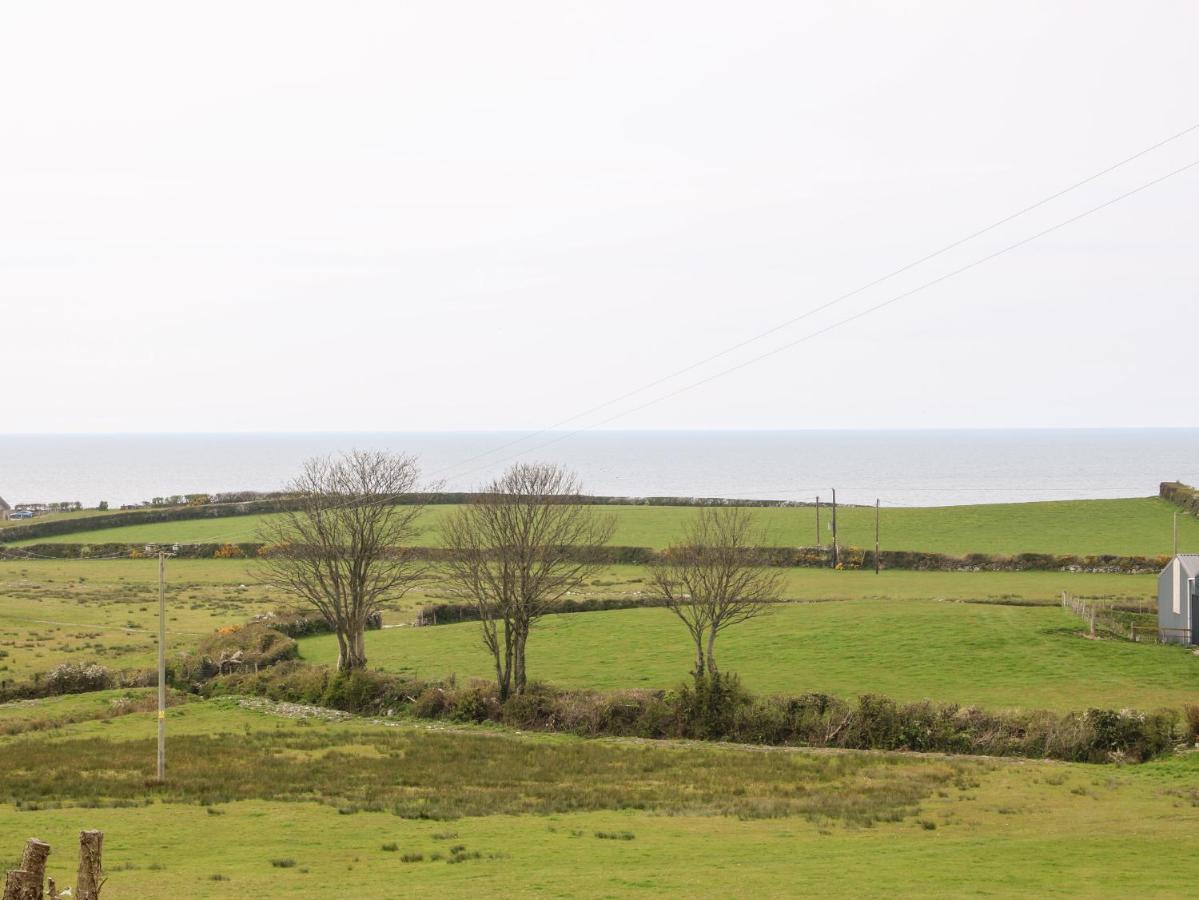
1, 697, 1198, 897
299, 595, 1196, 712
0, 559, 1153, 683
1, 502, 1196, 897
10, 496, 1198, 556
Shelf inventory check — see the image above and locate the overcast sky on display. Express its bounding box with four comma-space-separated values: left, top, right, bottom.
1, 1, 1197, 434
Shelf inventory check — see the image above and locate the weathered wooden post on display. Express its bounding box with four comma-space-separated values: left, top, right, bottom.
3, 838, 50, 900
75, 831, 104, 900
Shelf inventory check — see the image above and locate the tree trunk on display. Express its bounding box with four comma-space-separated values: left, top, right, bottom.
335, 626, 367, 671
352, 627, 367, 669
512, 629, 527, 695
334, 630, 349, 672
3, 838, 49, 900
497, 622, 513, 702
75, 831, 104, 900
692, 633, 706, 679
705, 628, 719, 677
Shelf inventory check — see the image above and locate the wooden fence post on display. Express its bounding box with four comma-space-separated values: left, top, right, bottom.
3, 838, 49, 900
75, 831, 104, 900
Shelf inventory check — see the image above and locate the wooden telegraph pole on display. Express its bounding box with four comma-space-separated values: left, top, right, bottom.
1175, 510, 1180, 557
830, 488, 839, 569
157, 548, 167, 782
815, 496, 821, 546
151, 543, 177, 782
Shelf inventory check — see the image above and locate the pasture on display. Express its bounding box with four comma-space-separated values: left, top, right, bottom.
10, 496, 1198, 556
0, 548, 1195, 897
298, 594, 1197, 712
0, 697, 1197, 897
0, 559, 1153, 683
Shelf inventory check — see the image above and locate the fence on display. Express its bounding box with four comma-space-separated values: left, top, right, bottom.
3, 831, 103, 900
1060, 592, 1157, 642
1156, 626, 1192, 644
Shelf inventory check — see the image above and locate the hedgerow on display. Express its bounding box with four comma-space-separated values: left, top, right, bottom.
204, 664, 1179, 764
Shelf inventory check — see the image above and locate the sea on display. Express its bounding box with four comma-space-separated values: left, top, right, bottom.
1, 430, 1197, 510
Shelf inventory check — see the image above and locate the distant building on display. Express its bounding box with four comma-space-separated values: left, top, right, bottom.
1158, 555, 1199, 644
0, 496, 9, 520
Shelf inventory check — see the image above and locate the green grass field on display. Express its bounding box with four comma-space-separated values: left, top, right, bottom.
0, 549, 1192, 897
11, 496, 1199, 556
1, 697, 1197, 897
0, 559, 1154, 683
299, 592, 1194, 712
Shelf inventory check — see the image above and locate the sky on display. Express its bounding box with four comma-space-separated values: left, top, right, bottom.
1, 1, 1197, 434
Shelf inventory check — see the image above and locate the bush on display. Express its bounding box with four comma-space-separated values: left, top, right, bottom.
182, 624, 298, 681
251, 608, 382, 638
202, 662, 1180, 764
1184, 704, 1199, 743
45, 663, 112, 694
677, 672, 751, 740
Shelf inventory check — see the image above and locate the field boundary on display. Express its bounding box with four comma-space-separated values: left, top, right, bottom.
1, 541, 1169, 574
1161, 481, 1199, 515
0, 493, 833, 544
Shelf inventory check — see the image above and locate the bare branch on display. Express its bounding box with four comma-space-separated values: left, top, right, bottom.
646, 506, 781, 678
439, 463, 614, 699
256, 450, 434, 671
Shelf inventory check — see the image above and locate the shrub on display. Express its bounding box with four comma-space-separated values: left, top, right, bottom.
251, 608, 382, 638
204, 662, 1180, 764
45, 663, 112, 694
677, 672, 751, 740
1184, 704, 1199, 743
183, 624, 298, 682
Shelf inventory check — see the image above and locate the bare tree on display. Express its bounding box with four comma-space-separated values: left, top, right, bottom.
257, 450, 431, 672
648, 506, 782, 679
440, 463, 615, 700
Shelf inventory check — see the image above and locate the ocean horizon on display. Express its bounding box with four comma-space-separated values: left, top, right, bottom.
2, 428, 1197, 510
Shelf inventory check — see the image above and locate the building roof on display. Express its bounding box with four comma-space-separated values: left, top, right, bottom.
1168, 554, 1199, 579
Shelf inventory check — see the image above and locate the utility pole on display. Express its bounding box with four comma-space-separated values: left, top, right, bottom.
830, 488, 839, 569
150, 543, 178, 782
875, 498, 881, 575
157, 548, 167, 782
1175, 510, 1180, 557
815, 496, 821, 547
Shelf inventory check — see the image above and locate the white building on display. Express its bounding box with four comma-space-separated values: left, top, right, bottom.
1157, 554, 1199, 644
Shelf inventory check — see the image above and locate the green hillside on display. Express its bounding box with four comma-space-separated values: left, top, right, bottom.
12, 496, 1197, 557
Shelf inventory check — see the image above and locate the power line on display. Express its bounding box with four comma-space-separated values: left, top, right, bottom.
419, 120, 1199, 479
16, 129, 1192, 549
186, 144, 1199, 548
425, 155, 1199, 486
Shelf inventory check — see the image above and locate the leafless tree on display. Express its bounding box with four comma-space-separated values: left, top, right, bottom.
440, 463, 615, 700
648, 506, 782, 679
257, 450, 432, 672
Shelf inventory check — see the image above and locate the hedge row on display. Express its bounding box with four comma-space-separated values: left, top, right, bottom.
0, 662, 159, 703
2, 541, 1169, 574
249, 608, 382, 638
1161, 481, 1199, 516
205, 663, 1183, 764
0, 493, 822, 544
